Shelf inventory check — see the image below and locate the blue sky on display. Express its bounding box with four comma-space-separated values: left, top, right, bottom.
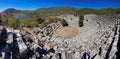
0, 0, 120, 11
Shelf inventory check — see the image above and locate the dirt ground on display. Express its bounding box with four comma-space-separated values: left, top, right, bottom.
52, 25, 79, 39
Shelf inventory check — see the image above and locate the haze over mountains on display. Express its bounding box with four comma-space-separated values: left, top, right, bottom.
1, 7, 120, 17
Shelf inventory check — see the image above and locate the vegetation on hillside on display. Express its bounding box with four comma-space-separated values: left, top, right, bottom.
22, 7, 120, 16
8, 18, 18, 28
79, 15, 84, 27
37, 18, 44, 24
60, 19, 68, 27
0, 7, 120, 28
0, 16, 61, 29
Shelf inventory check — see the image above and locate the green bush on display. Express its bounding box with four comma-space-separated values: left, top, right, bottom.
19, 18, 39, 28
48, 18, 58, 23
116, 9, 120, 14
1, 17, 8, 25
0, 15, 1, 24
8, 18, 18, 29
41, 22, 49, 27
37, 18, 44, 24
60, 19, 68, 27
79, 15, 84, 27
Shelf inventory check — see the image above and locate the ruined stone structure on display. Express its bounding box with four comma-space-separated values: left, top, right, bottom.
0, 14, 120, 59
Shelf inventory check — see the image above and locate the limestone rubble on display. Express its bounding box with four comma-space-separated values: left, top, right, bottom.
0, 14, 120, 59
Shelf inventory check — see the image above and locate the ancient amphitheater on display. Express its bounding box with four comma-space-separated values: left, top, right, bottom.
0, 14, 120, 59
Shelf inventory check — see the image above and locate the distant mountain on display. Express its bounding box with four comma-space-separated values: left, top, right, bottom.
3, 8, 21, 14
35, 6, 77, 13
1, 8, 23, 17
1, 7, 120, 17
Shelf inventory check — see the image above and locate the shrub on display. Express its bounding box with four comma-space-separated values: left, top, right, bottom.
116, 9, 120, 14
37, 18, 44, 24
60, 19, 68, 27
48, 18, 58, 23
19, 18, 39, 28
8, 19, 17, 28
1, 17, 8, 25
79, 15, 84, 27
41, 22, 49, 27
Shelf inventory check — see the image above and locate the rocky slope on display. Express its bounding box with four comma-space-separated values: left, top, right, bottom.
0, 14, 120, 59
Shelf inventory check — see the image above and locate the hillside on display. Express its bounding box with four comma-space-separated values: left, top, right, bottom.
0, 7, 120, 29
